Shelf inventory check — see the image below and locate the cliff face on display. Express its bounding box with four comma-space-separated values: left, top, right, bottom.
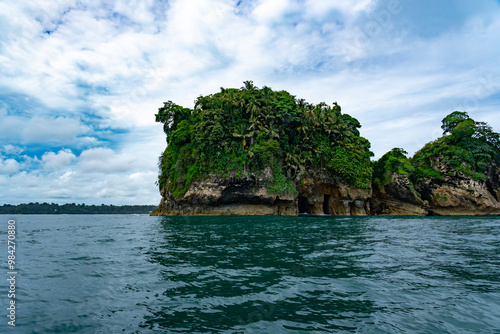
415, 162, 500, 216
298, 170, 371, 216
152, 162, 500, 217
151, 168, 372, 216
370, 174, 427, 216
370, 162, 500, 216
151, 168, 296, 216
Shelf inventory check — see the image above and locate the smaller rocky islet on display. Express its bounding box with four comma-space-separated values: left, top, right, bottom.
151, 82, 500, 216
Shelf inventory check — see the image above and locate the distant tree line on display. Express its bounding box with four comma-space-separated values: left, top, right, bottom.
0, 203, 157, 214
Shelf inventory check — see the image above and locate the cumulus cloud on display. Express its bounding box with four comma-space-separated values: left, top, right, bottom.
0, 144, 161, 204
78, 147, 141, 174
0, 106, 113, 149
0, 158, 20, 175
42, 149, 77, 170
2, 167, 160, 205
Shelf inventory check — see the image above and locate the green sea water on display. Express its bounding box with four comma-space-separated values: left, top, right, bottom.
2, 215, 500, 333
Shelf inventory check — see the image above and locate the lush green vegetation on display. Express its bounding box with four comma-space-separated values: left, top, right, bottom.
372, 148, 415, 185
155, 81, 374, 197
412, 111, 499, 181
156, 82, 499, 200
0, 203, 157, 214
375, 111, 500, 185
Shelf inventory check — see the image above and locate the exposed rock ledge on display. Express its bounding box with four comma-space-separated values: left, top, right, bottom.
415, 162, 500, 216
370, 162, 500, 216
151, 168, 371, 216
370, 174, 427, 216
152, 163, 500, 217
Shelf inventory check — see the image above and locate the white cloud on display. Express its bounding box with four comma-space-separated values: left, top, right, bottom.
22, 117, 90, 144
113, 0, 157, 27
0, 142, 161, 204
1, 145, 25, 155
0, 158, 20, 175
303, 0, 373, 19
0, 107, 101, 147
42, 149, 77, 170
252, 0, 297, 24
78, 147, 153, 174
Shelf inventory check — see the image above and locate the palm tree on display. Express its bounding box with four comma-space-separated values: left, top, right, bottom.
232, 124, 254, 149
296, 98, 308, 109
297, 123, 309, 139
262, 86, 273, 100
263, 123, 280, 139
242, 80, 256, 91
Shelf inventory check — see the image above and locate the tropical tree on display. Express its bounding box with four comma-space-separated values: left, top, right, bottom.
441, 111, 470, 135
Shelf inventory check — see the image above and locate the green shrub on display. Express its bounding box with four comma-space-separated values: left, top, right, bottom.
268, 168, 298, 196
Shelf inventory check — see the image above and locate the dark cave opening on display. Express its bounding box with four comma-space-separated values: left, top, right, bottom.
323, 194, 331, 214
298, 196, 310, 214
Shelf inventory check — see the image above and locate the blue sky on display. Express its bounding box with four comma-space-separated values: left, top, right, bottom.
1, 0, 500, 205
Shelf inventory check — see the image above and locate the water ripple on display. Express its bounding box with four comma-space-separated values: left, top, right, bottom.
5, 214, 500, 333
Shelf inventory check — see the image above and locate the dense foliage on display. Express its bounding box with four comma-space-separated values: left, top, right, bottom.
0, 203, 157, 214
375, 111, 500, 184
372, 148, 414, 185
413, 111, 500, 181
155, 81, 374, 197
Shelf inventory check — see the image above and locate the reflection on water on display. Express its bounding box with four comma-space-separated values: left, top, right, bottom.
143, 216, 376, 332
142, 216, 500, 333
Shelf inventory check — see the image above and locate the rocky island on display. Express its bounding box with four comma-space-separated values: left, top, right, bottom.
151, 82, 500, 216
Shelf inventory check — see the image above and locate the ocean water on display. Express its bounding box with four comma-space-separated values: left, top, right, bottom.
1, 214, 500, 333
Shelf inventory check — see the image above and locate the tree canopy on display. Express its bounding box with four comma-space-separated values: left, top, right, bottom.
375, 111, 500, 184
413, 111, 500, 180
441, 111, 471, 135
155, 81, 374, 197
372, 148, 414, 185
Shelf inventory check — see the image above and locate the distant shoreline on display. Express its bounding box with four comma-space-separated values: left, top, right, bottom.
0, 203, 157, 215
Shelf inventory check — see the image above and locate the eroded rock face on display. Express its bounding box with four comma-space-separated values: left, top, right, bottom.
297, 169, 371, 216
415, 162, 500, 216
370, 162, 500, 216
152, 162, 500, 217
151, 168, 297, 216
152, 168, 372, 216
370, 174, 427, 216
